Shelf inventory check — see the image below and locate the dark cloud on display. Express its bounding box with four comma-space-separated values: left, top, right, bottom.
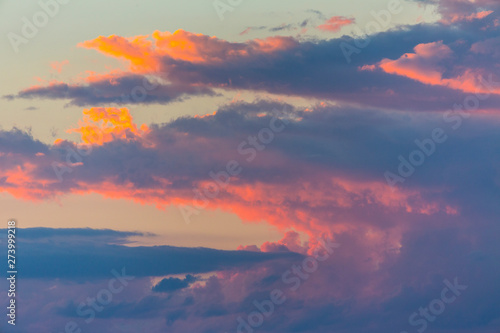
18, 229, 497, 333
1, 227, 145, 240
4, 74, 215, 107
240, 10, 324, 35
152, 275, 198, 293
0, 128, 48, 155
0, 227, 301, 279
0, 227, 149, 246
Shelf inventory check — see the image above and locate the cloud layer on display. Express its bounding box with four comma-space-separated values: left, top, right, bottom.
2, 0, 500, 331
6, 10, 500, 111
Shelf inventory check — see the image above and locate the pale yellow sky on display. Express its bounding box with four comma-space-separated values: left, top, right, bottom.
0, 192, 285, 249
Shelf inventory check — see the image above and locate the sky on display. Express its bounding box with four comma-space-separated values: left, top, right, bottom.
0, 0, 499, 332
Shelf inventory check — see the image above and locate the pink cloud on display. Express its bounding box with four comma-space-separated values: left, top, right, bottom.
50, 60, 69, 73
448, 10, 493, 23
317, 16, 355, 32
433, 0, 499, 24
374, 41, 500, 94
239, 27, 252, 36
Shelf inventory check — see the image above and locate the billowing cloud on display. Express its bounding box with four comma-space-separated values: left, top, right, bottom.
372, 41, 500, 94
0, 101, 498, 252
4, 224, 499, 333
65, 107, 150, 145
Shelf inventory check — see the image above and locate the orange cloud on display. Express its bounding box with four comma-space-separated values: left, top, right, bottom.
79, 34, 157, 72
317, 16, 355, 32
66, 107, 150, 145
0, 155, 457, 259
379, 42, 452, 86
46, 170, 454, 259
79, 29, 298, 73
192, 176, 459, 250
0, 162, 62, 201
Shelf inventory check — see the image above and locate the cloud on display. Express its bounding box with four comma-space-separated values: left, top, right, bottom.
8, 72, 215, 106
317, 16, 355, 32
451, 10, 493, 23
239, 26, 266, 35
0, 227, 302, 280
6, 30, 303, 106
378, 41, 455, 86
79, 30, 298, 67
50, 60, 69, 73
414, 0, 500, 23
260, 231, 305, 253
1, 97, 500, 333
0, 101, 497, 252
471, 36, 500, 58
374, 41, 500, 94
0, 227, 146, 241
152, 275, 198, 293
14, 20, 492, 111
65, 107, 150, 145
10, 226, 498, 332
2, 5, 500, 332
239, 10, 327, 36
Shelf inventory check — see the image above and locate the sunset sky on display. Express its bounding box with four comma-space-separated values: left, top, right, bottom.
0, 0, 500, 332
